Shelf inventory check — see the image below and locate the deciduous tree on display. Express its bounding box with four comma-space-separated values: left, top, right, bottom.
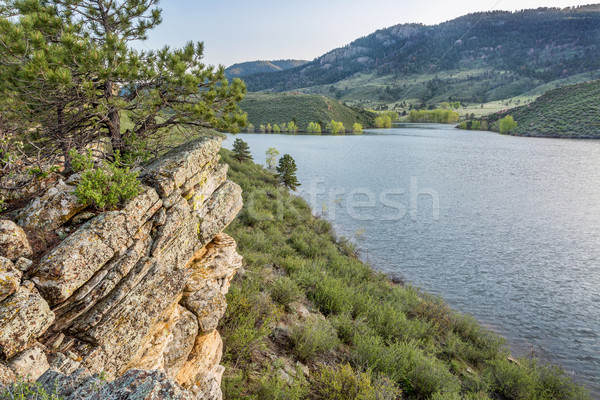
499, 115, 517, 133
265, 147, 279, 169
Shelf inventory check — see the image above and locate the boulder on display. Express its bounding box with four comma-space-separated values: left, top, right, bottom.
16, 179, 86, 231
0, 220, 32, 261
0, 282, 55, 358
0, 257, 21, 302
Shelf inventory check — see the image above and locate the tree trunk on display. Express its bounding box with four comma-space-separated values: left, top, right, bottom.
105, 81, 123, 154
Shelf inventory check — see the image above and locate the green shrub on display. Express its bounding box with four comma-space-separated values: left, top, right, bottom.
312, 363, 401, 400
487, 358, 592, 400
486, 358, 537, 399
71, 150, 140, 210
536, 363, 592, 400
270, 276, 302, 306
0, 380, 61, 400
220, 368, 249, 400
408, 351, 461, 398
290, 316, 340, 361
430, 391, 463, 400
255, 363, 308, 400
220, 277, 282, 365
329, 313, 371, 345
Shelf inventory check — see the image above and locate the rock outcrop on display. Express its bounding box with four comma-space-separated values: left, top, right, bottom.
0, 136, 242, 400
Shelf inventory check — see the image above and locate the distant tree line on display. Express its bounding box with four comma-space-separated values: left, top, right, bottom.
408, 109, 459, 124
244, 120, 364, 135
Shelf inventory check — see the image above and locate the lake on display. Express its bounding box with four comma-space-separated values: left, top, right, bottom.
223, 124, 600, 395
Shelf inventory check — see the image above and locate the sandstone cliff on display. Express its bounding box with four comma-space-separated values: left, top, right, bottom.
0, 136, 242, 399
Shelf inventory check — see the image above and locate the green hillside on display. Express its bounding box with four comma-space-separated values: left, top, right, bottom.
239, 92, 376, 132
467, 80, 600, 138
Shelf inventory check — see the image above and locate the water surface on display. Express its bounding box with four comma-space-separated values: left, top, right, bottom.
224, 125, 600, 395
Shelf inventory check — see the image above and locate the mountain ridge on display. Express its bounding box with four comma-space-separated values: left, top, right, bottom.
225, 59, 308, 79
239, 6, 600, 106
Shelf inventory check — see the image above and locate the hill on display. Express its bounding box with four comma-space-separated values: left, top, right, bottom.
465, 80, 600, 138
225, 59, 308, 78
239, 6, 600, 107
239, 92, 376, 132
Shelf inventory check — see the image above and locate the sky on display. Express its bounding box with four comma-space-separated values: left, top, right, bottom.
135, 1, 597, 67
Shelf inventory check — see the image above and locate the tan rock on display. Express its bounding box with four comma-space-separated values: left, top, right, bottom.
163, 306, 199, 379
0, 136, 244, 399
0, 257, 21, 302
182, 233, 242, 334
32, 186, 160, 306
16, 179, 87, 231
144, 136, 223, 197
7, 345, 50, 382
74, 260, 187, 376
186, 163, 228, 210
0, 220, 32, 261
197, 181, 243, 245
32, 222, 115, 306
182, 290, 227, 335
50, 234, 152, 331
176, 330, 223, 392
0, 282, 54, 358
185, 233, 242, 294
126, 302, 181, 372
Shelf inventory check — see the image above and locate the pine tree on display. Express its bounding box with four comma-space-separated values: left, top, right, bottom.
0, 0, 246, 167
232, 138, 252, 163
276, 154, 300, 190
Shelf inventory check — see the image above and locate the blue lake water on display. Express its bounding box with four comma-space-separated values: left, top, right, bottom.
224, 124, 600, 396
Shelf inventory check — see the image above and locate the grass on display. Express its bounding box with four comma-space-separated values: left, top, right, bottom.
218, 148, 591, 399
239, 92, 375, 132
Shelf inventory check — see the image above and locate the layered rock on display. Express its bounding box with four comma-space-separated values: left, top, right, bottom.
0, 136, 243, 400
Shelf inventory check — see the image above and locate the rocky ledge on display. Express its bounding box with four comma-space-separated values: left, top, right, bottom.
0, 136, 243, 399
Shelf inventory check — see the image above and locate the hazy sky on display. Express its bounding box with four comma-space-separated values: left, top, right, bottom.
136, 1, 596, 67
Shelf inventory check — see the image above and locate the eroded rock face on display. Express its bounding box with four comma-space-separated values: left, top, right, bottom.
0, 220, 32, 261
1, 136, 243, 400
